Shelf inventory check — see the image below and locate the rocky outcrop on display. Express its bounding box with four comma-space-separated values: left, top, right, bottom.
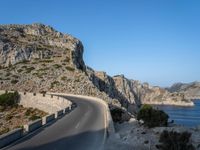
167, 82, 200, 99
0, 23, 193, 115
88, 70, 193, 113
105, 118, 200, 150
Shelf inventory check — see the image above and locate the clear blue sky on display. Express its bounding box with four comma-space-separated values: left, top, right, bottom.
0, 0, 200, 87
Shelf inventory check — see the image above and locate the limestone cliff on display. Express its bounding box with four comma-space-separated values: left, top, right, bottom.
0, 23, 85, 70
0, 23, 193, 114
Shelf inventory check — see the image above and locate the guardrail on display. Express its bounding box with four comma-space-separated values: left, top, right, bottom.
24, 119, 43, 133
42, 114, 55, 125
0, 128, 23, 148
55, 110, 64, 118
0, 106, 71, 149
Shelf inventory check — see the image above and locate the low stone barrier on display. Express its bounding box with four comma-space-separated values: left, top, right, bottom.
24, 119, 42, 133
19, 92, 72, 114
0, 128, 23, 148
42, 114, 55, 125
64, 107, 70, 114
55, 110, 64, 118
0, 91, 73, 149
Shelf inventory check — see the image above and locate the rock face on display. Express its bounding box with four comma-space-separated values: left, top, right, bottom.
167, 82, 200, 99
0, 23, 192, 114
0, 23, 85, 70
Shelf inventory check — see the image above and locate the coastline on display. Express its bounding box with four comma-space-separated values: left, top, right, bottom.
143, 101, 194, 107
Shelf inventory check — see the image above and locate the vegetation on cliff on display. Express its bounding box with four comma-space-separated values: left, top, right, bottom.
0, 91, 19, 108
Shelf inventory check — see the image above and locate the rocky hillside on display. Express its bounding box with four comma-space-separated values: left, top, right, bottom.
0, 23, 192, 114
167, 82, 200, 98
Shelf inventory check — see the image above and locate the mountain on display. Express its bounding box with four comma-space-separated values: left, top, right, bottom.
0, 23, 192, 114
167, 82, 200, 98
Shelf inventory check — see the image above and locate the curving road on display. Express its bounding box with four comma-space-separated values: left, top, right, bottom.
4, 96, 106, 150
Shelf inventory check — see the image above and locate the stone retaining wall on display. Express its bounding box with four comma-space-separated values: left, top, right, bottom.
19, 92, 72, 114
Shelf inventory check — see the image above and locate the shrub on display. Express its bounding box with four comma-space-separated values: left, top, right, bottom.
137, 104, 169, 128
110, 108, 124, 123
50, 81, 60, 88
11, 79, 19, 84
0, 128, 10, 135
25, 67, 35, 73
0, 91, 20, 107
25, 108, 32, 116
5, 114, 13, 121
29, 115, 40, 121
12, 75, 19, 79
6, 72, 12, 76
39, 59, 54, 63
17, 69, 23, 73
157, 130, 195, 150
61, 76, 67, 81
53, 64, 62, 69
37, 67, 49, 72
32, 72, 47, 78
65, 66, 75, 71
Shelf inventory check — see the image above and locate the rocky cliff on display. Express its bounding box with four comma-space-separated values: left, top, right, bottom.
0, 23, 192, 114
0, 23, 85, 70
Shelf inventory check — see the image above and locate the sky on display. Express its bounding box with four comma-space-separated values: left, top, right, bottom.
0, 0, 200, 87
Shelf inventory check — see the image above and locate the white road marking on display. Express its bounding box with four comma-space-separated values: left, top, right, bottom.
75, 122, 80, 129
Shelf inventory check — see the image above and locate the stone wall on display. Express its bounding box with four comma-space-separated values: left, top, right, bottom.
19, 92, 72, 114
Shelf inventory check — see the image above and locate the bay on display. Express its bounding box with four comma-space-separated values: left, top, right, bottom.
155, 100, 200, 127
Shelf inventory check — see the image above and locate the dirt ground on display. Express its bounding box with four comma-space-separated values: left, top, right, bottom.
0, 105, 47, 135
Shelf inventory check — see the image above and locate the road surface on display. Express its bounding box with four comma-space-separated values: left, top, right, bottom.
4, 96, 106, 150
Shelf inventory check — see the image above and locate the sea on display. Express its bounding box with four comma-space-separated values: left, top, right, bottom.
155, 100, 200, 127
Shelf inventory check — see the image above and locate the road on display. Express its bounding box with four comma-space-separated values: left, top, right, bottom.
4, 96, 106, 150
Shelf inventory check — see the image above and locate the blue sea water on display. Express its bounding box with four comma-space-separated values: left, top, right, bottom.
155, 100, 200, 127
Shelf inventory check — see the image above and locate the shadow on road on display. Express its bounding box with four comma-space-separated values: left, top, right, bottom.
9, 129, 105, 150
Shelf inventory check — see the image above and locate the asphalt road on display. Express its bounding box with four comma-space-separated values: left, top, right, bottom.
4, 96, 106, 150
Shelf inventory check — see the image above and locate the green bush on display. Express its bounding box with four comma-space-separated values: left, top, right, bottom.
137, 104, 169, 128
157, 130, 195, 150
0, 91, 20, 107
